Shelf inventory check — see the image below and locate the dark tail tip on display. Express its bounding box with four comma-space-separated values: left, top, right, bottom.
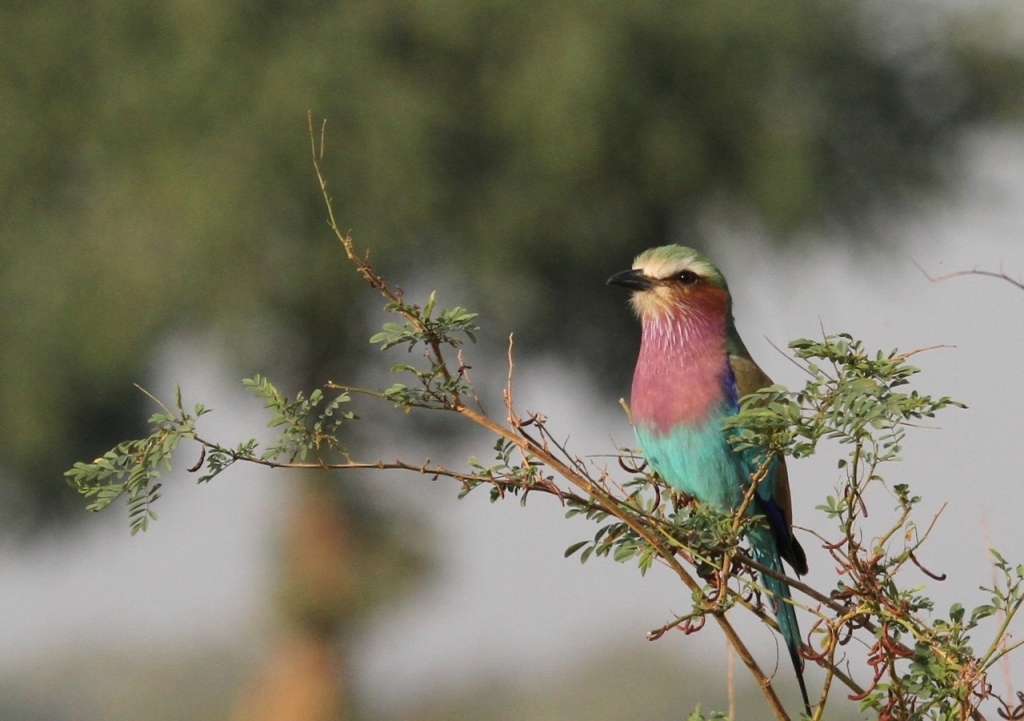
788, 643, 812, 718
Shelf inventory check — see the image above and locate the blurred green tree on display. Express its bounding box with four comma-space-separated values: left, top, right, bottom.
1, 0, 1020, 522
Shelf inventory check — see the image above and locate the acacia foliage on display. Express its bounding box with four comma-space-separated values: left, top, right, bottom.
65, 146, 1024, 719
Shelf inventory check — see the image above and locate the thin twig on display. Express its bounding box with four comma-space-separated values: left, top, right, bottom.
911, 258, 1024, 292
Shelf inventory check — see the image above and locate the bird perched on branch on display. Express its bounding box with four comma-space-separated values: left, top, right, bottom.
609, 245, 810, 716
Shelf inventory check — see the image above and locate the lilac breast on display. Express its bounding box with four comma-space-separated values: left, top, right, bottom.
630, 315, 733, 434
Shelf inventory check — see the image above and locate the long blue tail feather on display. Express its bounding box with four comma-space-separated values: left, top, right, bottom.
751, 529, 812, 718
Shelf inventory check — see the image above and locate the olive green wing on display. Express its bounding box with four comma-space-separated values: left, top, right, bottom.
730, 353, 808, 576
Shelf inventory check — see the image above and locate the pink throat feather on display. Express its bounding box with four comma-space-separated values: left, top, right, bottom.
630, 300, 731, 433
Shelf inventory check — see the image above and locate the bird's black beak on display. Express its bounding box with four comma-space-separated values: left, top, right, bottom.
607, 268, 653, 291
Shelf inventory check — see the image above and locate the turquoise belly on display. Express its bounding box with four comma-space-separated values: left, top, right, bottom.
635, 420, 748, 510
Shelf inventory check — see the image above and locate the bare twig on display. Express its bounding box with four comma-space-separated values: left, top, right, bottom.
911, 258, 1024, 292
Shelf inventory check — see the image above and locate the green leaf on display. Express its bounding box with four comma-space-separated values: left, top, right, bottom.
564, 541, 588, 558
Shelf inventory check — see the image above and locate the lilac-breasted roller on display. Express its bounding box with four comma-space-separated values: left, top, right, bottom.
609, 245, 810, 715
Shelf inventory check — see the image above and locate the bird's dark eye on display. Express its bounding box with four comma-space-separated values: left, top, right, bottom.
676, 270, 700, 285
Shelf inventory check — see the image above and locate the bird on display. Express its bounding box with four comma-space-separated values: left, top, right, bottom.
608, 244, 811, 716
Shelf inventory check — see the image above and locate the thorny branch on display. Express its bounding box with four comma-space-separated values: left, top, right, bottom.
308, 114, 798, 721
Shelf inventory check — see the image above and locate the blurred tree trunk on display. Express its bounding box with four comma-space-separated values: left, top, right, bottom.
229, 627, 347, 721
230, 475, 426, 721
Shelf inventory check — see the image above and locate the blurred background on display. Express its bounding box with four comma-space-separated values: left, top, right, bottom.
2, 0, 1023, 718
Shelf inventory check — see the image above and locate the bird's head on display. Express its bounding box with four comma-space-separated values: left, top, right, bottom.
607, 245, 731, 324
